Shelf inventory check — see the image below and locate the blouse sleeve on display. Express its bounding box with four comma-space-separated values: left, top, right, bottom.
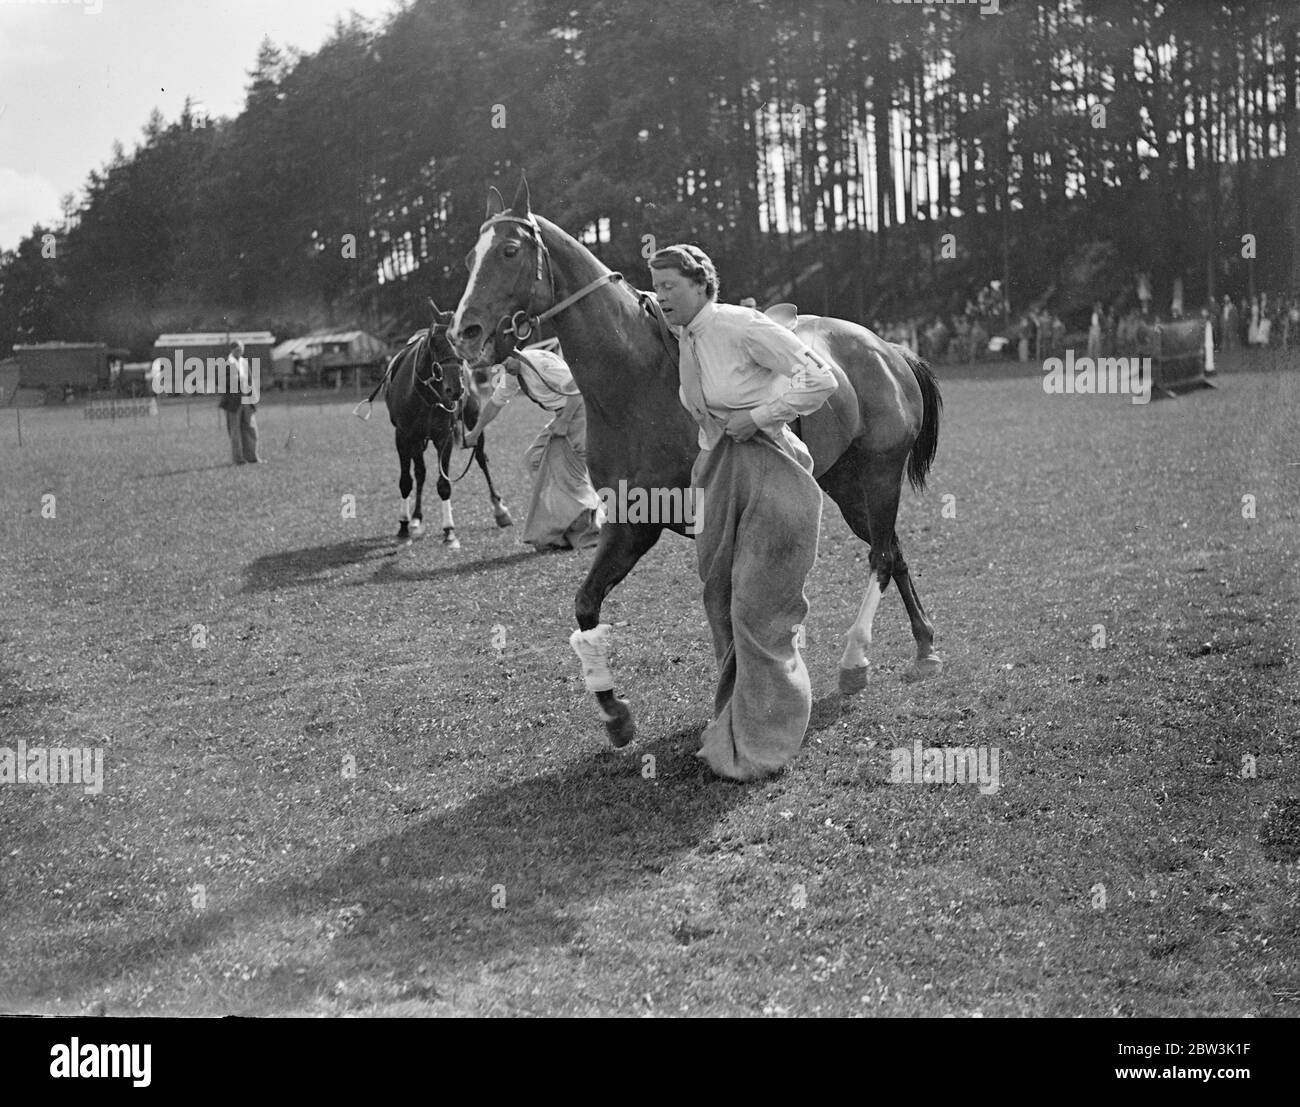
742, 315, 837, 435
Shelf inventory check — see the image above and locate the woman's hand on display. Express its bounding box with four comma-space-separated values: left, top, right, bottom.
725, 409, 759, 441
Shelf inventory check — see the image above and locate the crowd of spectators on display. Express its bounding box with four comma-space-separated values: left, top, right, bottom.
1212, 292, 1299, 351
873, 280, 1011, 363
870, 281, 1299, 363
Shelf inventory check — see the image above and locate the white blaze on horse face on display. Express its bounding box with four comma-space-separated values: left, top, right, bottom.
454, 226, 498, 353
839, 576, 883, 671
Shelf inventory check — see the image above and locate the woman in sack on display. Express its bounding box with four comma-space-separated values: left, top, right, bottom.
464, 341, 601, 551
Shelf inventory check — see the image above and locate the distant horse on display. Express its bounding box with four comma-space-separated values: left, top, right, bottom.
450, 177, 942, 746
365, 305, 513, 548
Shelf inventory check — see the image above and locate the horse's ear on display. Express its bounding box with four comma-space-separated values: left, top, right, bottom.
511, 171, 531, 218
485, 187, 505, 219
428, 297, 442, 317
437, 309, 455, 326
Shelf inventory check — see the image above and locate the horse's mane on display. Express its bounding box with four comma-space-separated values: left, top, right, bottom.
528, 212, 680, 365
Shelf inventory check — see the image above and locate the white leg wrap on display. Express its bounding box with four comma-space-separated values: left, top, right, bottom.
441, 500, 454, 530
400, 494, 412, 523
569, 624, 615, 693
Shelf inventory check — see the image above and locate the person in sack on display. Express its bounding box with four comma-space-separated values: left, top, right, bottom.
464, 341, 600, 550
649, 243, 837, 781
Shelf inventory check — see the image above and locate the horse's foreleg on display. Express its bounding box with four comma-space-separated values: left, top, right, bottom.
412, 441, 429, 538
473, 436, 514, 528
397, 438, 414, 539
433, 436, 458, 549
570, 522, 663, 747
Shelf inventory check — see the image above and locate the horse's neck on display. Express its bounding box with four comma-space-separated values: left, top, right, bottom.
539, 220, 676, 402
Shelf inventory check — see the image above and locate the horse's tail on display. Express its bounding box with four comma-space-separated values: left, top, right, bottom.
902, 347, 942, 493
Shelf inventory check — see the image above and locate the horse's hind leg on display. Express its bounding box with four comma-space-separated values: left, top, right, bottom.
838, 559, 889, 695
892, 547, 941, 679
466, 399, 513, 527
824, 452, 940, 691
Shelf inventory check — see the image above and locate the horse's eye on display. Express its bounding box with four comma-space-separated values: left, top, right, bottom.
503, 242, 519, 258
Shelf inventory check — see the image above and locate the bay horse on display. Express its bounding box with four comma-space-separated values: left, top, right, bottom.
365, 304, 513, 548
450, 177, 942, 746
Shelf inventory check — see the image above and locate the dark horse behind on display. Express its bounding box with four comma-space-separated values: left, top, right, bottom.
362, 304, 513, 548
451, 176, 942, 746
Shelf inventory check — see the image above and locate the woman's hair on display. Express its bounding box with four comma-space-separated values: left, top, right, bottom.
649, 244, 719, 300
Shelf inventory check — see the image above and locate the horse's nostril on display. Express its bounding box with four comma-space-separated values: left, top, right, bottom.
464, 325, 482, 341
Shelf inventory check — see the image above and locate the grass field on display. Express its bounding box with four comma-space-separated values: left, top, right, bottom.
1, 352, 1297, 1017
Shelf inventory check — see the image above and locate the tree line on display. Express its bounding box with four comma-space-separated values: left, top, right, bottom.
1, 0, 1296, 358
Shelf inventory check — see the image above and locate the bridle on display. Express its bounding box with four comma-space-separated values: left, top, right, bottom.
407, 325, 483, 483
351, 323, 477, 484
469, 213, 624, 351
413, 326, 465, 415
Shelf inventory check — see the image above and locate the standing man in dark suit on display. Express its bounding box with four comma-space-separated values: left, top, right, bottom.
219, 340, 262, 464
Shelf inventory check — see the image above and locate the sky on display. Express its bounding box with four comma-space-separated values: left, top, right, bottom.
0, 0, 404, 253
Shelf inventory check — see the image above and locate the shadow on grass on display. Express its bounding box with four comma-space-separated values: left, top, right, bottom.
243, 536, 395, 593
365, 548, 541, 585
133, 464, 236, 481
47, 725, 743, 1003
807, 691, 847, 731
292, 731, 741, 971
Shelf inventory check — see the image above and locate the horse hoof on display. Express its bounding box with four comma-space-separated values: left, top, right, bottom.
410, 519, 424, 537
838, 665, 869, 696
443, 535, 461, 550
905, 655, 943, 682
494, 507, 514, 528
599, 697, 635, 748
397, 523, 410, 539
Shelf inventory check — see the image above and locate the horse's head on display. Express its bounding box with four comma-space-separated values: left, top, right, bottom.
427, 299, 458, 359
421, 299, 466, 408
450, 173, 550, 367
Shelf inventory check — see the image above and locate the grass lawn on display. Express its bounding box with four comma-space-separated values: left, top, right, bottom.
1, 351, 1297, 1017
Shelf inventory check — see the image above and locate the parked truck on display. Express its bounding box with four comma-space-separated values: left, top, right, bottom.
13, 342, 130, 402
